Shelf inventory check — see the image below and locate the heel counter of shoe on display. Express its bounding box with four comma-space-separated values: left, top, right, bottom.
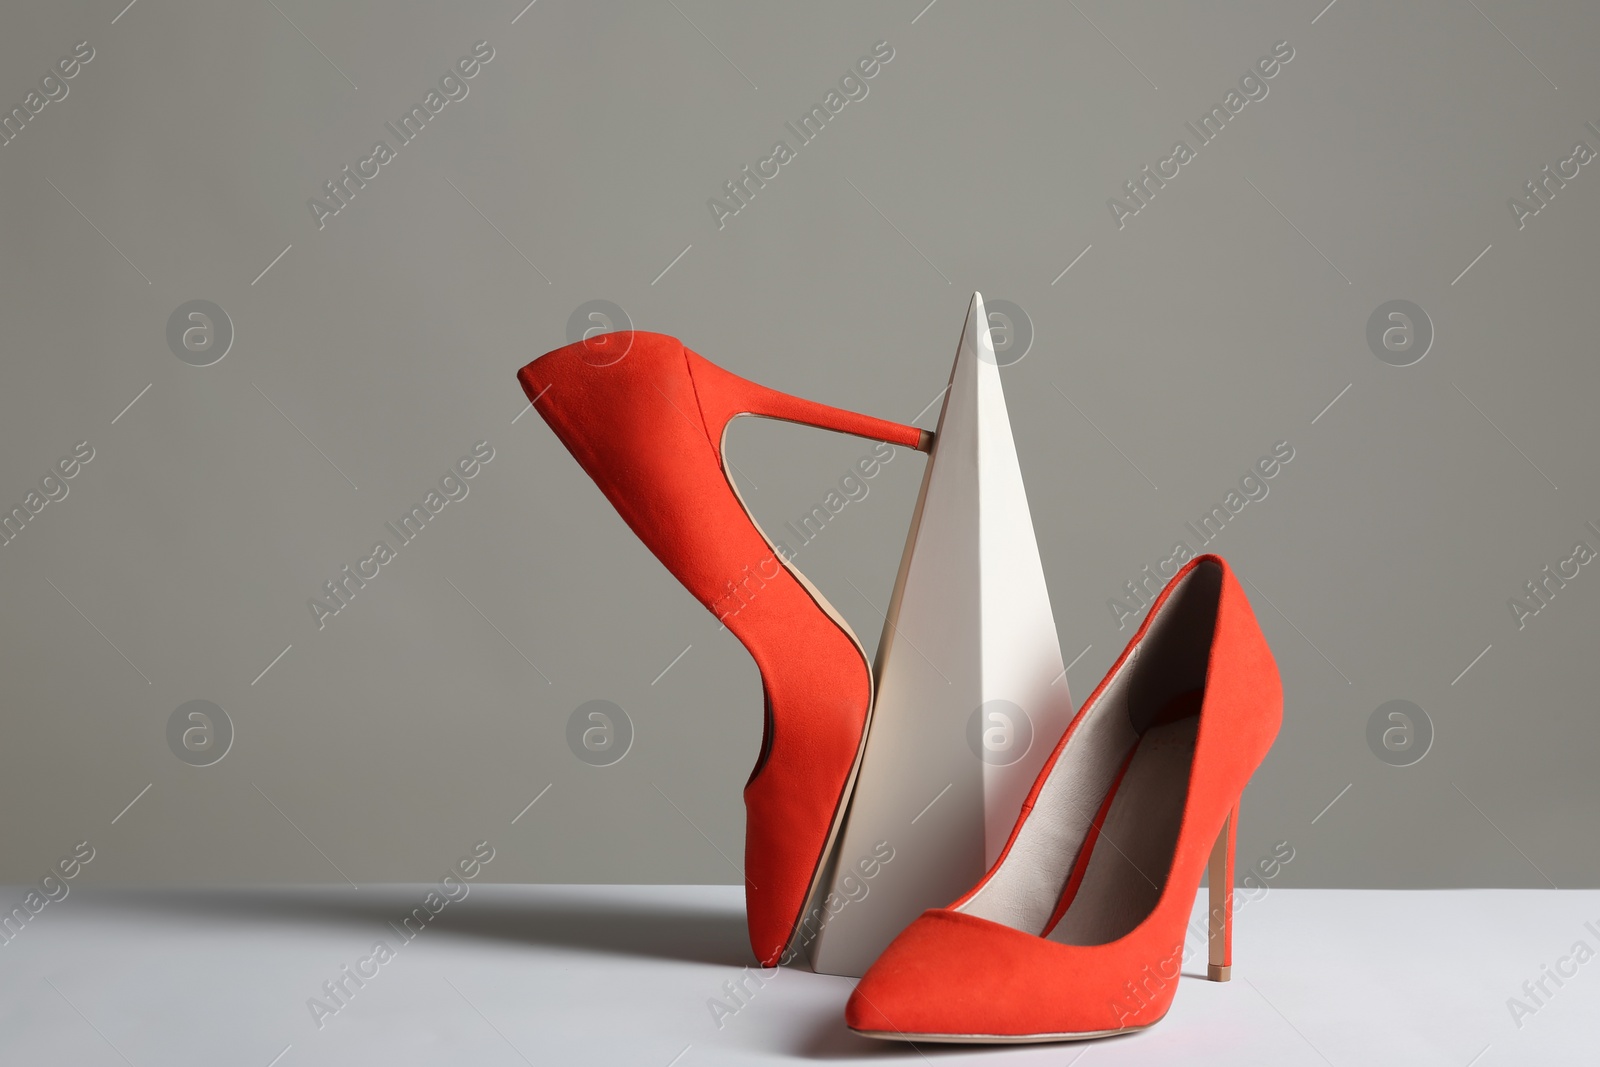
520, 331, 718, 470
1213, 559, 1284, 765
520, 330, 687, 416
517, 332, 729, 593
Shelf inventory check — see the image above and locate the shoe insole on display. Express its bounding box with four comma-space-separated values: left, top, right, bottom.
1048, 714, 1199, 946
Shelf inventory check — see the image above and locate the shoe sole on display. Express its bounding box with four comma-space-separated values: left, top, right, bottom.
849, 1022, 1154, 1044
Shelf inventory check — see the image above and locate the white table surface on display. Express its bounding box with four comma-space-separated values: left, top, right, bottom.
1, 885, 1594, 1065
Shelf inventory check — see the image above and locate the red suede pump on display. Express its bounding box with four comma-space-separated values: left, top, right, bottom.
847, 555, 1281, 1042
519, 331, 929, 966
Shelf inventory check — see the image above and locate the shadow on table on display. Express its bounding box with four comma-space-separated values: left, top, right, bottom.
66, 886, 1150, 1059
81, 885, 752, 967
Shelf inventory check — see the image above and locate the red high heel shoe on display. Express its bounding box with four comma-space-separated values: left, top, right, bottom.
846, 555, 1281, 1041
518, 331, 929, 966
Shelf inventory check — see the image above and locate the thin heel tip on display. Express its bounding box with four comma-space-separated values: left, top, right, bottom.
1207, 964, 1231, 982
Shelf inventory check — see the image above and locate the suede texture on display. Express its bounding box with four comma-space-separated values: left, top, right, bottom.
846, 555, 1281, 1039
518, 331, 924, 965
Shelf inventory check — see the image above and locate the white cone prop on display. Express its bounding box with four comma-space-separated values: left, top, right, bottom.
807, 293, 1075, 977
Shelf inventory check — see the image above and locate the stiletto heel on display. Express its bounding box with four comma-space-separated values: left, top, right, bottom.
677, 347, 933, 455
518, 331, 929, 966
1207, 804, 1237, 982
847, 555, 1281, 1043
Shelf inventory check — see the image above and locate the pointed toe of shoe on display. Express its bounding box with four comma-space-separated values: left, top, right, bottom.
846, 910, 1029, 1039
846, 910, 1168, 1042
842, 981, 900, 1036
745, 903, 788, 968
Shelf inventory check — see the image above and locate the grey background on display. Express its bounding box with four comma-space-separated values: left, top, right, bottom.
2, 0, 1596, 893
